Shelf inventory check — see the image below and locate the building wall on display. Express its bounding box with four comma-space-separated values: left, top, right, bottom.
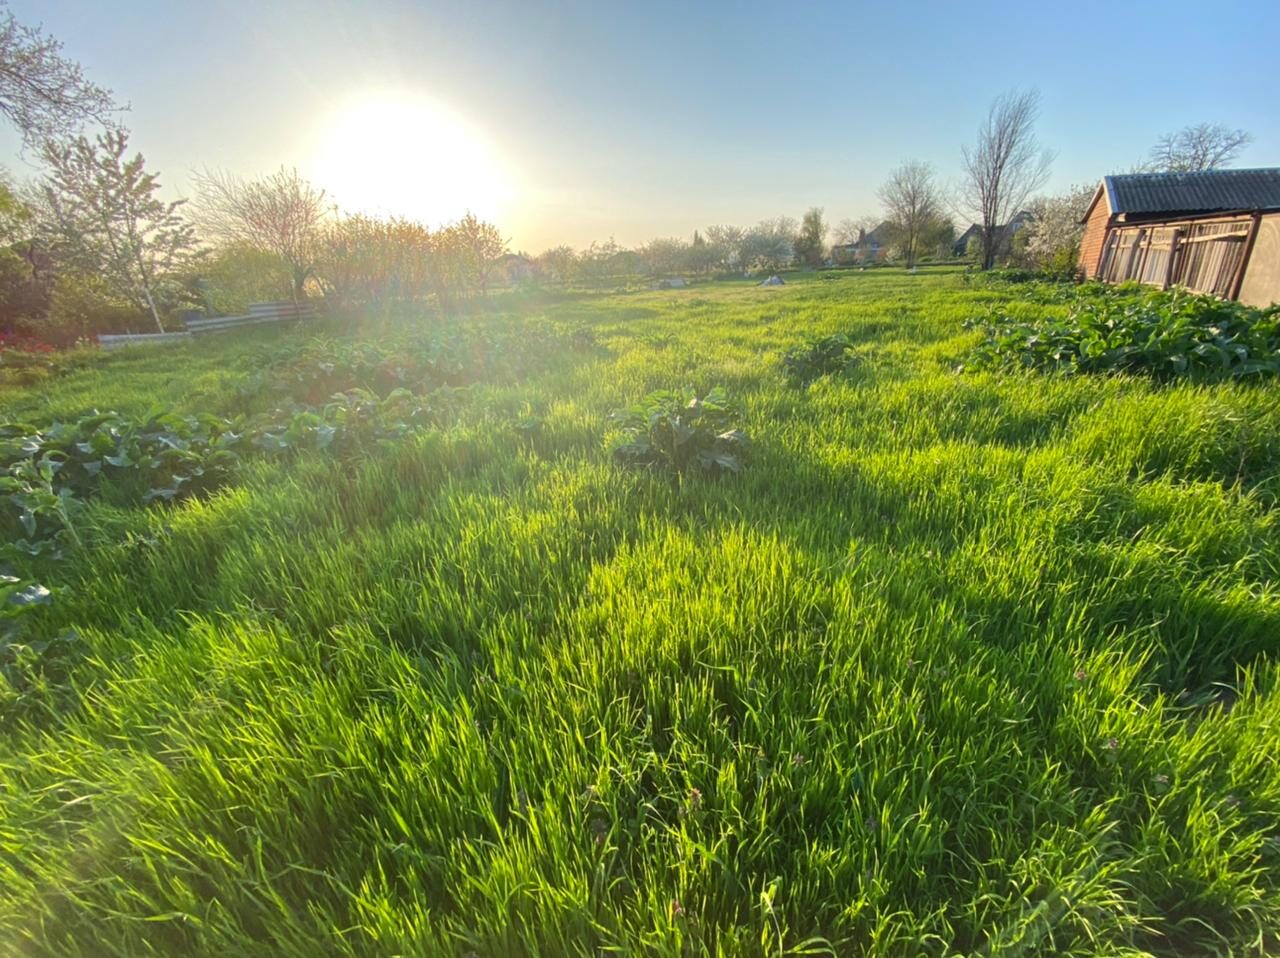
1239, 213, 1280, 308
1078, 188, 1111, 278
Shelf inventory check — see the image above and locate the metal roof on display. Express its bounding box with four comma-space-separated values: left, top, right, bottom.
1104, 168, 1280, 215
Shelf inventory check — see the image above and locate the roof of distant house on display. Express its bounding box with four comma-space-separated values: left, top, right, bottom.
832, 222, 895, 250
953, 214, 1032, 246
1089, 168, 1280, 220
864, 221, 894, 245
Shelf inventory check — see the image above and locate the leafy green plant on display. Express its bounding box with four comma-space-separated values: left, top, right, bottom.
0, 573, 79, 710
512, 403, 543, 442
781, 333, 858, 386
0, 455, 83, 555
609, 387, 749, 475
1, 390, 461, 553
965, 287, 1280, 379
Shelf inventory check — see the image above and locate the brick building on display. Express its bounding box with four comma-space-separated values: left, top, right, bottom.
1078, 168, 1280, 307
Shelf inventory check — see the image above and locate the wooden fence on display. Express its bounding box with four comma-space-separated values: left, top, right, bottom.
1099, 218, 1253, 299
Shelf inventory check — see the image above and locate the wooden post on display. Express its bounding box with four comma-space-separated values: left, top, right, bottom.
1163, 228, 1181, 290
1098, 230, 1117, 281
1229, 213, 1263, 302
1139, 229, 1155, 283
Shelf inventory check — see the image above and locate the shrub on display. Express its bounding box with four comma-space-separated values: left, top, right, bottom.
781, 333, 857, 386
0, 336, 58, 387
195, 243, 293, 315
45, 272, 148, 341
964, 287, 1280, 380
0, 336, 96, 386
976, 267, 1048, 285
609, 388, 749, 475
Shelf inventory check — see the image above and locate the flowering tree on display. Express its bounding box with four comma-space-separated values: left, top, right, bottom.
454, 212, 507, 296
39, 131, 198, 332
0, 6, 117, 146
1022, 184, 1095, 274
740, 217, 796, 272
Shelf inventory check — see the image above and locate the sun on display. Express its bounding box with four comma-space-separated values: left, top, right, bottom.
311, 92, 512, 226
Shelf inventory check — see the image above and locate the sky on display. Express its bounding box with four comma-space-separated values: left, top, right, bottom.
4, 0, 1279, 251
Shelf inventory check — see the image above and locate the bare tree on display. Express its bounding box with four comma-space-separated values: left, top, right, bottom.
40, 131, 198, 332
959, 89, 1053, 270
1147, 123, 1252, 172
878, 161, 941, 269
0, 3, 118, 146
832, 215, 882, 247
193, 167, 327, 302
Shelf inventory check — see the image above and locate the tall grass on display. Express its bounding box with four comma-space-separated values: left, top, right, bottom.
1, 270, 1278, 955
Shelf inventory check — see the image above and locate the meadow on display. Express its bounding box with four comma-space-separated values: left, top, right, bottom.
1, 269, 1279, 956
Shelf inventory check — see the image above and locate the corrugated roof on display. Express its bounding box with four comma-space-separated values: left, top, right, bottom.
1105, 168, 1280, 215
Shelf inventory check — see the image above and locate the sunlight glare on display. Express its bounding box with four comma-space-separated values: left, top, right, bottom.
312, 92, 512, 226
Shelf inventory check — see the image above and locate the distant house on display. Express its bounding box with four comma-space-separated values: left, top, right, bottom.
1078, 168, 1280, 306
832, 222, 894, 265
952, 224, 981, 257
952, 211, 1035, 258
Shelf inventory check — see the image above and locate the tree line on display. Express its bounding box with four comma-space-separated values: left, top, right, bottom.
529, 92, 1253, 284
2, 131, 512, 340
0, 6, 513, 340
0, 4, 1256, 341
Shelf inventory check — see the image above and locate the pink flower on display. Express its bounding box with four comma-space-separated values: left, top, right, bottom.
1074, 669, 1088, 682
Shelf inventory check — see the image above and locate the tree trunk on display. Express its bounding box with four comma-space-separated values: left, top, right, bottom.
981, 226, 998, 271
141, 286, 164, 333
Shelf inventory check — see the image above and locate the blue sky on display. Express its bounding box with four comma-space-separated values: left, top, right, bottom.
5, 0, 1278, 250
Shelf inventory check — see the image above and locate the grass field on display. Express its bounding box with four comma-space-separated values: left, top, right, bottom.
2, 269, 1279, 955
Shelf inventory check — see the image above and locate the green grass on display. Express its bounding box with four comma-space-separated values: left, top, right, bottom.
2, 269, 1279, 955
